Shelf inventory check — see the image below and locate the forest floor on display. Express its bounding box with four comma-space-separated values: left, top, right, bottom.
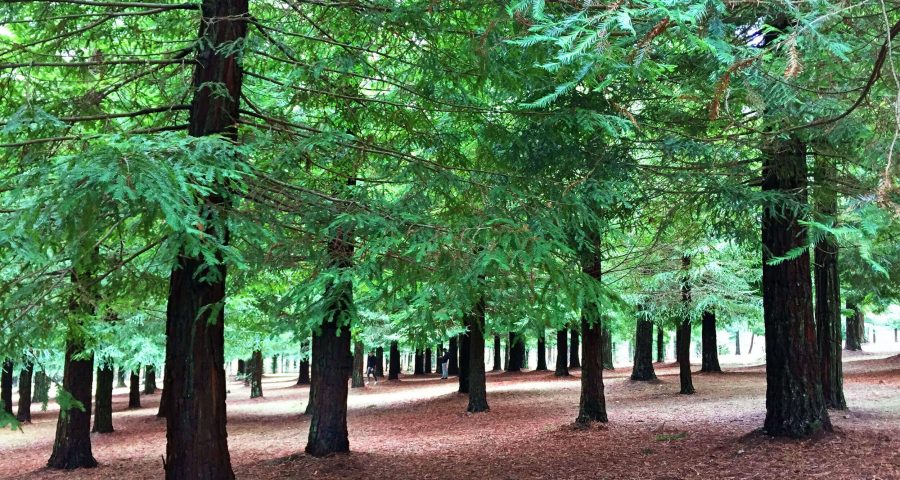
1, 351, 899, 480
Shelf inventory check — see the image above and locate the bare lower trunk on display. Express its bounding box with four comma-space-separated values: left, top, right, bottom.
351, 342, 364, 388
569, 330, 581, 369
536, 334, 548, 371
375, 347, 384, 377
656, 325, 664, 362
17, 362, 33, 423
678, 256, 695, 395
48, 331, 97, 469
414, 349, 424, 375
845, 303, 864, 351
92, 366, 114, 433
507, 332, 524, 372
555, 329, 569, 376
761, 137, 831, 437
388, 341, 400, 380
250, 350, 263, 398
128, 371, 141, 408
143, 365, 157, 394
576, 254, 607, 424
458, 331, 470, 394
700, 311, 722, 373
493, 334, 502, 371
601, 327, 613, 370
631, 318, 656, 380
448, 336, 459, 375
0, 360, 11, 416
466, 300, 489, 413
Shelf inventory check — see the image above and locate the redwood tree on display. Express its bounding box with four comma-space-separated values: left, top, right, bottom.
492, 334, 502, 371
388, 341, 400, 380
700, 310, 722, 373
630, 317, 656, 380
569, 329, 581, 368
250, 350, 264, 398
536, 334, 548, 371
128, 370, 141, 409
458, 329, 471, 394
576, 253, 607, 424
554, 329, 569, 376
466, 299, 489, 413
761, 137, 831, 437
507, 332, 524, 372
678, 256, 695, 395
164, 0, 248, 476
17, 362, 33, 423
0, 360, 11, 416
351, 342, 365, 388
92, 365, 114, 433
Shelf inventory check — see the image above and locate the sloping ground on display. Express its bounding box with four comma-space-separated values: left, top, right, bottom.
1, 355, 898, 479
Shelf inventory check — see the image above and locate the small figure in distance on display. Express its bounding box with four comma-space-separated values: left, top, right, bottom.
366, 351, 379, 386
439, 349, 451, 380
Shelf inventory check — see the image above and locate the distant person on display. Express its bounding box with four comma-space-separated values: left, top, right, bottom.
439, 350, 451, 380
366, 351, 379, 385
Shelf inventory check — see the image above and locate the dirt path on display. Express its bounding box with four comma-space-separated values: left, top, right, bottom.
2, 353, 899, 479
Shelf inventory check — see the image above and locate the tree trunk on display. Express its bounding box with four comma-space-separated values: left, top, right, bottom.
601, 327, 614, 370
305, 199, 354, 457
157, 366, 169, 418
388, 341, 400, 380
351, 342, 364, 388
448, 336, 459, 375
48, 319, 97, 469
298, 339, 310, 385
375, 347, 384, 377
761, 137, 831, 437
493, 334, 502, 371
845, 302, 864, 351
466, 300, 489, 413
569, 330, 581, 369
700, 311, 722, 373
554, 329, 569, 376
17, 362, 33, 423
237, 359, 245, 377
143, 365, 157, 395
656, 325, 665, 362
271, 355, 278, 375
250, 350, 263, 398
163, 0, 247, 475
507, 332, 524, 372
458, 329, 471, 394
92, 365, 114, 433
414, 349, 424, 375
128, 371, 141, 408
814, 158, 846, 410
33, 370, 50, 409
0, 359, 11, 416
735, 332, 741, 355
116, 367, 126, 388
678, 256, 695, 395
424, 347, 432, 374
536, 334, 548, 371
748, 334, 755, 354
577, 254, 607, 424
631, 318, 656, 380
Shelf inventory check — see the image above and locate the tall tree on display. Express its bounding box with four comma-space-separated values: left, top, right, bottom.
555, 330, 569, 376
92, 365, 114, 433
678, 256, 695, 395
250, 350, 264, 398
700, 311, 722, 373
535, 334, 548, 371
466, 299, 489, 413
506, 332, 524, 372
576, 252, 606, 425
17, 361, 33, 423
164, 0, 248, 476
631, 316, 656, 381
569, 329, 581, 369
761, 137, 831, 437
388, 341, 400, 380
0, 360, 11, 416
351, 342, 364, 388
492, 334, 502, 371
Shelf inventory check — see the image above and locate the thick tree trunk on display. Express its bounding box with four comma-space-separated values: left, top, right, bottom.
351, 342, 364, 388
48, 324, 97, 469
414, 349, 424, 375
92, 365, 114, 433
448, 336, 459, 375
700, 311, 722, 373
305, 199, 355, 457
493, 334, 502, 371
577, 254, 607, 424
424, 347, 432, 374
555, 329, 569, 376
814, 158, 846, 410
466, 300, 489, 413
845, 302, 864, 351
298, 359, 310, 385
569, 330, 581, 369
631, 319, 656, 380
116, 367, 127, 388
458, 329, 471, 394
237, 359, 246, 377
761, 137, 831, 437
143, 365, 157, 395
375, 347, 384, 377
536, 334, 548, 371
250, 350, 263, 398
678, 256, 695, 395
507, 332, 524, 372
128, 371, 141, 408
601, 327, 614, 370
656, 325, 665, 362
33, 370, 50, 408
17, 362, 33, 423
0, 359, 11, 416
388, 341, 400, 380
163, 0, 247, 475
